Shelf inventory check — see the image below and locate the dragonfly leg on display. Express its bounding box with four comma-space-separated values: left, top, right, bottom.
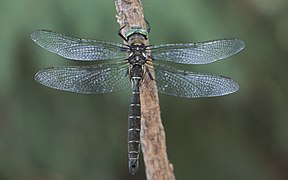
118, 25, 128, 42
144, 18, 151, 34
145, 65, 154, 81
125, 68, 129, 77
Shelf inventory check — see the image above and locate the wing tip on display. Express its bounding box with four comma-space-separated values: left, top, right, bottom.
31, 29, 53, 42
31, 30, 39, 42
235, 39, 245, 52
34, 69, 47, 84
218, 77, 239, 96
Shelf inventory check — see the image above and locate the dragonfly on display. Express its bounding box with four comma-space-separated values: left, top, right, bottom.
31, 26, 245, 175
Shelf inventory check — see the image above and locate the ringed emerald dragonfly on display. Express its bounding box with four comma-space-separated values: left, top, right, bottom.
31, 25, 245, 175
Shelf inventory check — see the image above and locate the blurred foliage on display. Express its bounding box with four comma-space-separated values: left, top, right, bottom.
0, 0, 288, 180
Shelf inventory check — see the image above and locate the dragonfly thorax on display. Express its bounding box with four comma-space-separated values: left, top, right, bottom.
127, 43, 148, 65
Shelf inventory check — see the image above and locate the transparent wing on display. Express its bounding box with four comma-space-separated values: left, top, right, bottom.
31, 29, 128, 61
35, 63, 130, 94
150, 39, 245, 64
153, 64, 239, 98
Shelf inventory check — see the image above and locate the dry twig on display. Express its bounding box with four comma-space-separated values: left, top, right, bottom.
115, 0, 175, 179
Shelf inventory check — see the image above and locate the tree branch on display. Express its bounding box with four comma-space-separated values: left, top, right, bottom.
115, 0, 175, 179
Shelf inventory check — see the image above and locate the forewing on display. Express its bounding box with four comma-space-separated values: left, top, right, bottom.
153, 65, 239, 98
31, 29, 128, 61
35, 63, 130, 94
150, 39, 245, 64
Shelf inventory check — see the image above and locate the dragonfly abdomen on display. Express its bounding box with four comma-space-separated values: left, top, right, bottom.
127, 65, 142, 175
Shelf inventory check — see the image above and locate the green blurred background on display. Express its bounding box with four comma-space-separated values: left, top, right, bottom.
1, 0, 288, 179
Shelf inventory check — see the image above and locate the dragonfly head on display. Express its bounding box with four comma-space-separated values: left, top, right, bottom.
125, 27, 149, 41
